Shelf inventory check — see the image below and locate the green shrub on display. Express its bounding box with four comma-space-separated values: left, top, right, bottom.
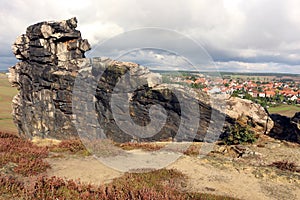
222, 124, 257, 145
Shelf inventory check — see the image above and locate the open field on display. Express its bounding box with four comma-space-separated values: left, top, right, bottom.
219, 72, 300, 82
268, 105, 300, 117
0, 73, 17, 133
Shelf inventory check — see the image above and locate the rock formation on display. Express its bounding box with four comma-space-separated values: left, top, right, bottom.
269, 112, 300, 143
225, 97, 274, 135
9, 17, 90, 139
8, 18, 274, 142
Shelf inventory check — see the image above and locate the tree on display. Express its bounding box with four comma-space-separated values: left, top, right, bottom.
191, 83, 204, 89
190, 75, 197, 82
244, 93, 253, 101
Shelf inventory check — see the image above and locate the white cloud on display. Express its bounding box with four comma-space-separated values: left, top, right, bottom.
0, 0, 299, 74
115, 49, 194, 71
216, 61, 300, 73
79, 22, 124, 45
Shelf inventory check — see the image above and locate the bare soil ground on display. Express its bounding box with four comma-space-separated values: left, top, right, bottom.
43, 135, 300, 200
46, 156, 123, 185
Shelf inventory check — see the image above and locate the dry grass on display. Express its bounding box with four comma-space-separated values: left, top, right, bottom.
49, 139, 91, 156
116, 141, 203, 157
269, 160, 300, 173
116, 142, 166, 151
32, 137, 61, 147
0, 73, 18, 133
0, 169, 239, 200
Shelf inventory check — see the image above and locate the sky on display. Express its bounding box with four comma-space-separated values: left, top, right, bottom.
1, 0, 300, 73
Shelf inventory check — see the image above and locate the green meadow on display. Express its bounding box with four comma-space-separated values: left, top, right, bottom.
268, 104, 300, 117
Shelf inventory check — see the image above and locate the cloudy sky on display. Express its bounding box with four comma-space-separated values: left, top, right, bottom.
1, 0, 300, 73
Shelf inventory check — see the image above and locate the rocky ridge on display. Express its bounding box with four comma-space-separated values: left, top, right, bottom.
9, 18, 274, 142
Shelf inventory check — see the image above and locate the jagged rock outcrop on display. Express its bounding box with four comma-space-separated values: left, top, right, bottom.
269, 112, 300, 143
225, 97, 274, 134
9, 17, 90, 139
8, 18, 273, 142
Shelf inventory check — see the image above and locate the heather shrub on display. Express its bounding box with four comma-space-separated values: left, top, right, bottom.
0, 132, 50, 176
0, 170, 240, 200
50, 139, 90, 156
0, 132, 238, 199
183, 143, 202, 156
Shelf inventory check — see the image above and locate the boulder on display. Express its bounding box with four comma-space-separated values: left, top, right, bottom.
269, 112, 300, 143
225, 97, 274, 134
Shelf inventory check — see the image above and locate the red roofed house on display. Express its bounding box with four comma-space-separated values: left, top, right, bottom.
195, 78, 206, 84
265, 90, 276, 98
202, 88, 209, 93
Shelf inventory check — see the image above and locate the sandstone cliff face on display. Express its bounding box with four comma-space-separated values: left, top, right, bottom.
9, 18, 273, 142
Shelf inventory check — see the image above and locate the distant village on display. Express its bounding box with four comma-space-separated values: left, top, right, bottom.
166, 73, 300, 108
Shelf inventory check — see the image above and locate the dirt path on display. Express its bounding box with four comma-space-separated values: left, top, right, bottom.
46, 156, 122, 185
